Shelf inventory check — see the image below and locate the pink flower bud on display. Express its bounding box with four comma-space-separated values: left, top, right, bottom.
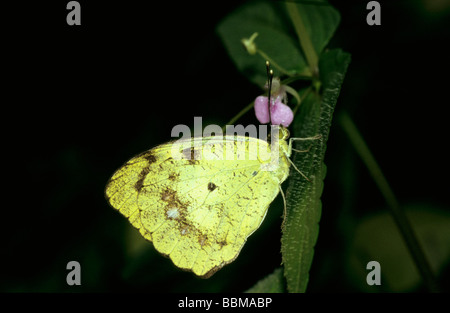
270, 98, 294, 127
254, 95, 294, 127
254, 96, 270, 124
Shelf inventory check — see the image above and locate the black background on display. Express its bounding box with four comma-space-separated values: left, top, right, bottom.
2, 0, 450, 293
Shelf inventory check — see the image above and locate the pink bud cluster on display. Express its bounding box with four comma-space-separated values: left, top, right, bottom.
254, 95, 293, 127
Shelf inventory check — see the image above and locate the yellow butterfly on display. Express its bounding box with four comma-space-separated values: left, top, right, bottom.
105, 125, 318, 278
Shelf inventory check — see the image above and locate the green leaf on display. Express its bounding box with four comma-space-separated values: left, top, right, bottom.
347, 204, 450, 292
245, 268, 286, 293
217, 0, 307, 86
216, 0, 340, 87
292, 1, 341, 57
218, 0, 349, 292
281, 49, 351, 293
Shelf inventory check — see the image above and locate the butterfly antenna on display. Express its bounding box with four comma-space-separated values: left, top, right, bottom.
266, 61, 274, 124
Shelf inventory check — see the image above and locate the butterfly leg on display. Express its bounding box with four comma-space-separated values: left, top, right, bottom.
288, 135, 321, 155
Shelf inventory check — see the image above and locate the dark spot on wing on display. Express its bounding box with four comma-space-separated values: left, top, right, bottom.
182, 147, 200, 165
161, 188, 177, 202
159, 187, 209, 245
139, 151, 156, 164
134, 166, 150, 192
133, 152, 157, 192
207, 182, 217, 191
198, 233, 208, 247
168, 173, 179, 181
217, 239, 227, 249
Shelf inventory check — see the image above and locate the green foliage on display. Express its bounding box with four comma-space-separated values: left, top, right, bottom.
6, 0, 450, 294
217, 0, 340, 86
347, 205, 450, 292
245, 268, 285, 293
218, 0, 350, 292
282, 50, 350, 292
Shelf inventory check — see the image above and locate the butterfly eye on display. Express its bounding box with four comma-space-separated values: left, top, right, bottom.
280, 127, 290, 140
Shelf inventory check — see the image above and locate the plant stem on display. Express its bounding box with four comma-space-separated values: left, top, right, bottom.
286, 2, 318, 76
339, 111, 439, 292
221, 101, 255, 133
292, 86, 312, 115
256, 50, 295, 77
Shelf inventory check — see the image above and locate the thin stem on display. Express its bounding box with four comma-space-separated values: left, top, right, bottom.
339, 111, 439, 292
281, 75, 312, 85
292, 86, 312, 115
221, 101, 255, 133
286, 2, 318, 76
257, 50, 294, 77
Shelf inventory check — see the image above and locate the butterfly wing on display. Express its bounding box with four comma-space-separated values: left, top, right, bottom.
105, 136, 289, 277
